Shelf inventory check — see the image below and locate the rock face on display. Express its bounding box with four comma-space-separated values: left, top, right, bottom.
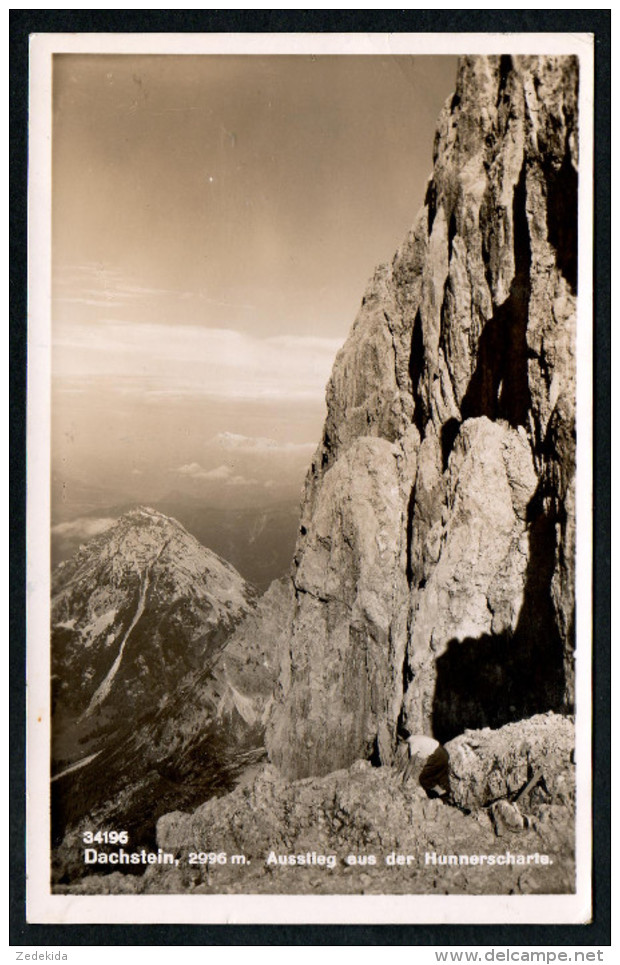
267, 55, 578, 779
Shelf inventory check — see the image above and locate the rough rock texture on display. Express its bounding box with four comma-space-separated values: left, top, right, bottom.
56, 733, 574, 896
267, 55, 578, 778
445, 711, 575, 811
268, 436, 412, 776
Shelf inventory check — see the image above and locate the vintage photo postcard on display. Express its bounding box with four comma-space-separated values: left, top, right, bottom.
26, 31, 594, 925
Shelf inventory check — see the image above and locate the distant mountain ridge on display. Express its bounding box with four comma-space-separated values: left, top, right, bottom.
52, 506, 257, 768
51, 493, 301, 592
51, 507, 290, 881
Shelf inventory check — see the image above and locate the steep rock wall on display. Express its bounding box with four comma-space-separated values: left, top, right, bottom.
267, 55, 578, 780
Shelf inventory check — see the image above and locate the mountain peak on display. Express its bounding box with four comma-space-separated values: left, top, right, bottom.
52, 508, 257, 734
114, 505, 188, 536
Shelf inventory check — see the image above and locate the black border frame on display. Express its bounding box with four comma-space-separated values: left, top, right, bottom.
9, 8, 611, 947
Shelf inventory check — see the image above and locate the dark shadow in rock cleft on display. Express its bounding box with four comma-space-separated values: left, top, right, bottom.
431, 487, 567, 745
459, 164, 532, 434
545, 151, 578, 294
409, 308, 427, 438
425, 178, 437, 236
441, 417, 462, 471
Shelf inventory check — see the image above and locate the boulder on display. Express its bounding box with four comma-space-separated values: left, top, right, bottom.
445, 712, 575, 811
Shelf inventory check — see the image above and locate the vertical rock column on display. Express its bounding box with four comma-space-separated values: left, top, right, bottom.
267, 55, 579, 780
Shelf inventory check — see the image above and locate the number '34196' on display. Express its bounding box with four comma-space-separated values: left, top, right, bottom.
82, 830, 128, 844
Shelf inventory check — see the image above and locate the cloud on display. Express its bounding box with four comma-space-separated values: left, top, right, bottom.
52, 517, 116, 541
229, 475, 255, 486
53, 320, 342, 403
267, 334, 346, 353
55, 263, 259, 318
202, 464, 234, 480
175, 462, 208, 476
173, 462, 233, 480
54, 264, 182, 310
55, 385, 87, 395
212, 431, 316, 454
171, 462, 255, 486
57, 296, 121, 308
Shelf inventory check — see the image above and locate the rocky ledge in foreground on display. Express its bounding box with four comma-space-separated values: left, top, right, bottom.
55, 713, 575, 896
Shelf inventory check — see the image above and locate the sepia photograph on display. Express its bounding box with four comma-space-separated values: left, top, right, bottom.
25, 30, 594, 926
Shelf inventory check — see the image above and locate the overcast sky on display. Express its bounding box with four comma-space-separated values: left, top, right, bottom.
51, 54, 457, 519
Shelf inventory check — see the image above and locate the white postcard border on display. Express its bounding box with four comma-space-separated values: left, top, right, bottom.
26, 30, 594, 926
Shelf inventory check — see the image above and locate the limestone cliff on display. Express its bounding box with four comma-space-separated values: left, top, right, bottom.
267, 55, 578, 780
